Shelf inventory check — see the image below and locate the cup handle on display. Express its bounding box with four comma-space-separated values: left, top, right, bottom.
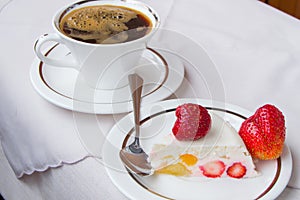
34, 33, 78, 69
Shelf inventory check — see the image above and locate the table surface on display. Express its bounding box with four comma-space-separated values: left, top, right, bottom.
1, 0, 300, 199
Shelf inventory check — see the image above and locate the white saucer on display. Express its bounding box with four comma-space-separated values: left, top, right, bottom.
102, 98, 293, 200
30, 44, 184, 114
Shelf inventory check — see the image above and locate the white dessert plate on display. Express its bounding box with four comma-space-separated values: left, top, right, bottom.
102, 98, 292, 200
30, 44, 184, 114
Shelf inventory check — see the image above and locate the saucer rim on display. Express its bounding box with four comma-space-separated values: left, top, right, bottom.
39, 44, 169, 105
30, 44, 185, 114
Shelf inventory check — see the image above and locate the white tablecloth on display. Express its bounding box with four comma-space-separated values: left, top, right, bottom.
1, 0, 300, 199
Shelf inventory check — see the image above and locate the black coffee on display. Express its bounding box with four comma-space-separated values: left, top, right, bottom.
59, 5, 152, 44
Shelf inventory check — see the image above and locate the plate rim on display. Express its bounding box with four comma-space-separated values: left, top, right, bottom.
102, 98, 293, 200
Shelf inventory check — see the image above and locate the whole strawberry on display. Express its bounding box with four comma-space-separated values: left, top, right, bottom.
172, 103, 211, 141
238, 104, 286, 160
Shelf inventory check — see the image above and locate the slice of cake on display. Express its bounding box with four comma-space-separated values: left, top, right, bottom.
149, 104, 259, 179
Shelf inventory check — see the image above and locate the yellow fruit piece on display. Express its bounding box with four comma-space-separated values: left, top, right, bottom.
156, 163, 191, 176
180, 154, 198, 166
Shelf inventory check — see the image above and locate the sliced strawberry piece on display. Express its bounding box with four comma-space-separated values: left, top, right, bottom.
226, 162, 247, 179
199, 160, 225, 178
172, 103, 211, 141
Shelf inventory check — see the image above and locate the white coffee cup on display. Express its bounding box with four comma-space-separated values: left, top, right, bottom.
34, 0, 160, 90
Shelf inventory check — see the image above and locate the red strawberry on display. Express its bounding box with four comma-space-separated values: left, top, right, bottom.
172, 103, 211, 141
199, 160, 225, 178
239, 104, 286, 160
226, 162, 247, 179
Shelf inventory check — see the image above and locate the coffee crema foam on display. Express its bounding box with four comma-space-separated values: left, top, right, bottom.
60, 5, 152, 44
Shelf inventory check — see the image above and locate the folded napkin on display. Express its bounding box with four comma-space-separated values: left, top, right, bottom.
0, 0, 174, 178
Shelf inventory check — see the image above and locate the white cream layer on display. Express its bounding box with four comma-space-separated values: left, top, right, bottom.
149, 112, 259, 178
